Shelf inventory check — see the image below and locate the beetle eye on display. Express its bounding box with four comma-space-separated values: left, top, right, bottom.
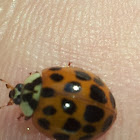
13, 95, 21, 105
15, 84, 23, 91
9, 90, 15, 99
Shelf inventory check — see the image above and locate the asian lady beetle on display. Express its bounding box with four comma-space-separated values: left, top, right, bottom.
1, 67, 117, 140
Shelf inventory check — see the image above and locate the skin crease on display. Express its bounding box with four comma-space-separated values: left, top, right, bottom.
0, 0, 140, 140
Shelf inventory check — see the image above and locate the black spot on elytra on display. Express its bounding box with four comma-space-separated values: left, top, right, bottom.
90, 85, 107, 104
41, 87, 55, 97
24, 77, 42, 91
84, 105, 104, 123
49, 67, 62, 71
102, 115, 114, 132
63, 118, 81, 132
53, 133, 70, 140
62, 98, 76, 114
83, 125, 96, 133
79, 135, 93, 140
38, 118, 50, 130
75, 71, 91, 81
50, 73, 63, 82
64, 82, 81, 93
94, 77, 104, 86
110, 92, 116, 108
43, 106, 56, 115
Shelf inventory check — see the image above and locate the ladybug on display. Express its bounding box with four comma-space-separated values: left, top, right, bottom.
1, 66, 117, 140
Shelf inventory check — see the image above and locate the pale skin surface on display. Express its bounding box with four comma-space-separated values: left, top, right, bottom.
0, 0, 140, 140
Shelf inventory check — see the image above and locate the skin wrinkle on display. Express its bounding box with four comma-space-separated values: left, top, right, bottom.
0, 0, 140, 140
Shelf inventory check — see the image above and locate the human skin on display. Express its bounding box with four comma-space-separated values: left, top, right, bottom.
0, 0, 140, 140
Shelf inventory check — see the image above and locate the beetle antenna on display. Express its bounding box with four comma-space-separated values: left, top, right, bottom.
0, 79, 14, 109
0, 99, 13, 109
68, 62, 72, 67
0, 79, 14, 89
